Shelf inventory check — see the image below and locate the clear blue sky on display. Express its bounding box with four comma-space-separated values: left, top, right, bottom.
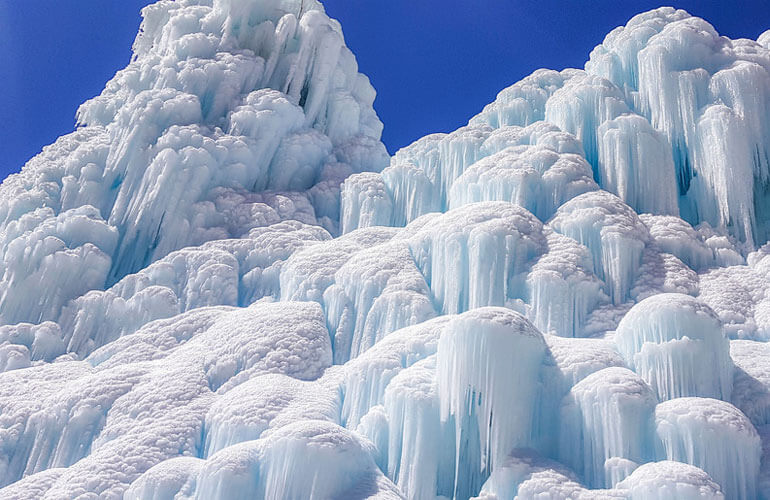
1, 1, 769, 179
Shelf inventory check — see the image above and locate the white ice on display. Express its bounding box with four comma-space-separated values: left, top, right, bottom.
1, 2, 770, 500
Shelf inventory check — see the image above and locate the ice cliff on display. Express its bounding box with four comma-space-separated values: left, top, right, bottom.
1, 2, 770, 499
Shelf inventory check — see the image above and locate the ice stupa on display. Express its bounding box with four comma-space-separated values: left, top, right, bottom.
1, 1, 770, 499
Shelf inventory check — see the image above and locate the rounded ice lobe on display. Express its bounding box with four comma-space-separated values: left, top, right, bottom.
640, 214, 742, 271
401, 202, 546, 315
340, 121, 601, 234
0, 206, 118, 325
202, 373, 341, 457
448, 144, 597, 221
615, 293, 733, 401
526, 230, 606, 338
654, 397, 761, 500
473, 450, 588, 500
340, 315, 448, 430
550, 190, 649, 304
596, 113, 679, 216
124, 456, 204, 500
3, 2, 770, 499
437, 307, 546, 495
760, 30, 770, 50
616, 460, 724, 499
470, 69, 582, 129
148, 421, 403, 500
559, 367, 657, 489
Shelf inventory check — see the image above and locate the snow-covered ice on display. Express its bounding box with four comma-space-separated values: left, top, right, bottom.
2, 1, 770, 499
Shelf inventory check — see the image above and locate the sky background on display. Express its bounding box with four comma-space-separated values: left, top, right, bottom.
2, 0, 769, 180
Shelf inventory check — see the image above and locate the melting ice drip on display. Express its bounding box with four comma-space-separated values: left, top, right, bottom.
0, 2, 769, 499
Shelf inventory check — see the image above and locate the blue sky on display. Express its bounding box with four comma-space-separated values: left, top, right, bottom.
1, 1, 769, 179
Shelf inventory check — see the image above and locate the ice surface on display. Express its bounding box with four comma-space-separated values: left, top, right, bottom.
731, 340, 770, 427
696, 243, 770, 340
550, 191, 649, 305
559, 367, 657, 488
2, 1, 770, 499
654, 398, 761, 500
615, 293, 733, 401
437, 308, 546, 496
615, 461, 725, 499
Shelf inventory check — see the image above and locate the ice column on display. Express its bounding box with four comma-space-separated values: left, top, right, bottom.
559, 367, 657, 488
437, 307, 546, 498
340, 173, 393, 233
526, 230, 606, 337
380, 356, 455, 500
406, 202, 545, 315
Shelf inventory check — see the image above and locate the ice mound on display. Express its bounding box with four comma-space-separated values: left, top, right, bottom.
559, 367, 657, 488
437, 308, 546, 496
3, 2, 770, 499
615, 293, 733, 401
615, 461, 725, 499
550, 190, 649, 305
654, 398, 761, 500
128, 420, 402, 500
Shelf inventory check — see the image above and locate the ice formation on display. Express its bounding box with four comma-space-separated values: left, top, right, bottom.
559, 367, 657, 489
2, 1, 770, 499
615, 293, 733, 401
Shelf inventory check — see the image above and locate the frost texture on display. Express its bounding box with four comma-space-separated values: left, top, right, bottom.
1, 2, 770, 500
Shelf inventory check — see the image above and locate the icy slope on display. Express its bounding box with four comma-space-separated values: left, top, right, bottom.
0, 0, 388, 327
2, 2, 770, 499
345, 7, 770, 249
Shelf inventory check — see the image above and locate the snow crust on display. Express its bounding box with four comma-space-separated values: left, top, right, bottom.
1, 2, 770, 499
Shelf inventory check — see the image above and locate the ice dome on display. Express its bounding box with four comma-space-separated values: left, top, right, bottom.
1, 2, 770, 499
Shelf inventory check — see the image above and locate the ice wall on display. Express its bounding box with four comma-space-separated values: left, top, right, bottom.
2, 2, 770, 500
